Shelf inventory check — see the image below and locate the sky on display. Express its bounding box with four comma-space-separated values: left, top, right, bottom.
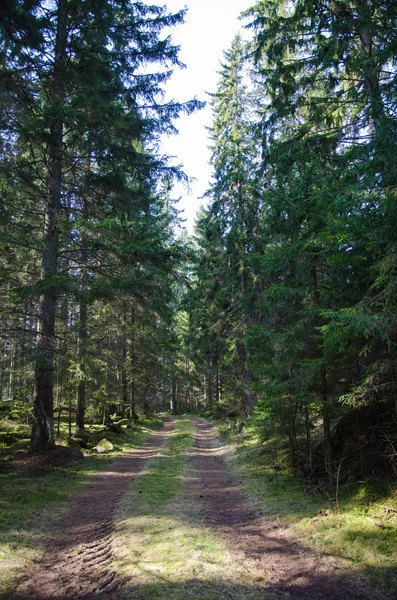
159, 0, 252, 232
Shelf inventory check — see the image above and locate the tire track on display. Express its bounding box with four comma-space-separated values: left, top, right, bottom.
188, 419, 388, 600
9, 418, 175, 600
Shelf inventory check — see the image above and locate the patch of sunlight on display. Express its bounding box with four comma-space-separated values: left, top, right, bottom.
114, 513, 267, 597
297, 510, 397, 568
113, 417, 272, 599
0, 544, 38, 594
0, 415, 164, 595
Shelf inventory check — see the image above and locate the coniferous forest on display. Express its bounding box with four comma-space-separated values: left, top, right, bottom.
1, 0, 397, 526
1, 0, 397, 478
0, 0, 202, 450
1, 1, 397, 598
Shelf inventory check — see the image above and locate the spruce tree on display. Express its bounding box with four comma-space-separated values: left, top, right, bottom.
243, 0, 397, 471
0, 0, 201, 449
188, 35, 260, 415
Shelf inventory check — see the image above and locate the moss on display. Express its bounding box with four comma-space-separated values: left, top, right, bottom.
67, 437, 87, 449
8, 439, 31, 453
94, 438, 114, 453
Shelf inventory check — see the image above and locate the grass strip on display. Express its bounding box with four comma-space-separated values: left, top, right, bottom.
114, 416, 273, 600
0, 416, 163, 594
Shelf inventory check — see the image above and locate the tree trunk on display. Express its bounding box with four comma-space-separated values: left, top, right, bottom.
142, 383, 150, 414
184, 350, 190, 411
289, 401, 298, 468
354, 0, 385, 130
121, 330, 127, 416
321, 364, 334, 483
312, 264, 334, 483
104, 403, 113, 426
76, 298, 87, 435
9, 348, 15, 401
215, 369, 220, 403
170, 359, 177, 414
31, 0, 67, 452
75, 149, 92, 435
0, 356, 4, 401
305, 406, 313, 474
162, 365, 167, 412
68, 393, 72, 437
206, 358, 213, 409
129, 302, 138, 419
242, 362, 254, 417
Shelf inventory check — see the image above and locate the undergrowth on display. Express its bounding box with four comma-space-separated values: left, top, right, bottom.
217, 419, 397, 597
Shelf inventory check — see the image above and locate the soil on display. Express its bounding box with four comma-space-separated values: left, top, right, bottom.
0, 447, 84, 474
188, 419, 390, 600
6, 417, 392, 600
8, 418, 175, 600
13, 447, 84, 469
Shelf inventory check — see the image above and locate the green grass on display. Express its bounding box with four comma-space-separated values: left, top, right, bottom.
0, 415, 163, 594
114, 417, 272, 600
3, 413, 395, 598
216, 420, 397, 597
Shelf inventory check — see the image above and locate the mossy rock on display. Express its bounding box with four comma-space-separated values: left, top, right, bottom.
94, 438, 114, 453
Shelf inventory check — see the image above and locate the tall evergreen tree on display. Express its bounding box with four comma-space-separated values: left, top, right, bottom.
243, 0, 397, 473
188, 35, 261, 415
0, 0, 201, 450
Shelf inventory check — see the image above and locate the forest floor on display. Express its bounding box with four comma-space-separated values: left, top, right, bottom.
3, 417, 394, 600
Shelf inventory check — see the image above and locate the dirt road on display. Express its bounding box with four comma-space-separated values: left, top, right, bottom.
9, 419, 175, 600
8, 417, 389, 600
189, 419, 384, 600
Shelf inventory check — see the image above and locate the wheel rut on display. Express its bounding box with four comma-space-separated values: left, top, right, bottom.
188, 419, 388, 600
9, 418, 175, 600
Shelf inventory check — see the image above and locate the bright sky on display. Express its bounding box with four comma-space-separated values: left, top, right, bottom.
161, 0, 252, 233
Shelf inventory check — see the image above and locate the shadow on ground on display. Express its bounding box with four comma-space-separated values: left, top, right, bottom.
4, 568, 397, 600
2, 418, 396, 600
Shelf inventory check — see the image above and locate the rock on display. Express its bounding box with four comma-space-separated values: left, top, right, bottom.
94, 438, 114, 453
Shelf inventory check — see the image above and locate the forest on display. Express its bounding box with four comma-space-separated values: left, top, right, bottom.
1, 1, 397, 598
2, 0, 396, 480
0, 0, 397, 588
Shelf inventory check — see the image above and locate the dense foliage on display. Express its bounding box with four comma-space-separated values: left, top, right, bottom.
186, 0, 397, 481
1, 0, 397, 482
0, 0, 201, 450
